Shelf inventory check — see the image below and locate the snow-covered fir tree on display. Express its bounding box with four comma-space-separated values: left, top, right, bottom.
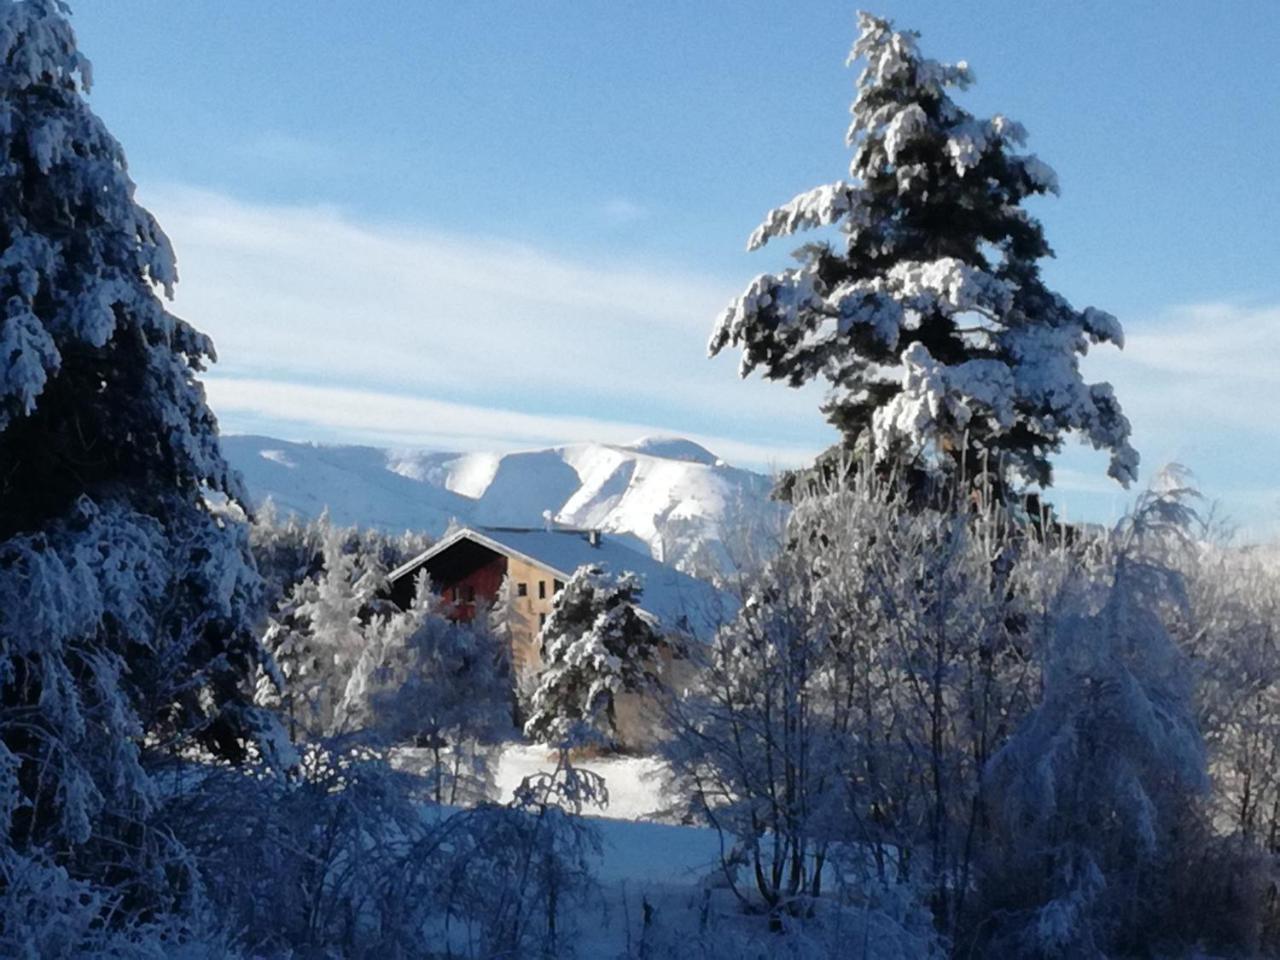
250, 510, 434, 739
489, 573, 517, 653
250, 501, 328, 612
524, 565, 664, 749
0, 0, 278, 950
709, 12, 1137, 498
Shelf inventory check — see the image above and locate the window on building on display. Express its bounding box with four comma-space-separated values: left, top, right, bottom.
538, 580, 546, 599
553, 579, 564, 593
516, 582, 528, 597
539, 613, 547, 627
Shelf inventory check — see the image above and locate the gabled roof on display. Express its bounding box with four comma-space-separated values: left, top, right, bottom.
390, 526, 733, 641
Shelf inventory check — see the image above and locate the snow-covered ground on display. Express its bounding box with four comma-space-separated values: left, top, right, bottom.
400, 742, 749, 954
401, 742, 856, 956
492, 742, 674, 821
223, 434, 785, 578
396, 741, 676, 822
400, 742, 931, 956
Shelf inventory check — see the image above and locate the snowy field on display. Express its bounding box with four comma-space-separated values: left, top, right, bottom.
397, 743, 925, 956
574, 818, 728, 956
493, 743, 674, 821
389, 744, 937, 956
397, 744, 747, 954
394, 741, 675, 821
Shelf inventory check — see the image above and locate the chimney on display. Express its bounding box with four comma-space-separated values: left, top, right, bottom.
542, 509, 554, 532
588, 529, 600, 548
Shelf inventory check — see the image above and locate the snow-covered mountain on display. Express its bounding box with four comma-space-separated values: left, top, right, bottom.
221, 435, 785, 579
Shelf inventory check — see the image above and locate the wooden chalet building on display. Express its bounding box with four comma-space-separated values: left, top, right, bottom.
385, 525, 729, 743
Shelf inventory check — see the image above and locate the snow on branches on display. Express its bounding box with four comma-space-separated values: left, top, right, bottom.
0, 0, 240, 510
709, 11, 1138, 493
524, 565, 664, 749
0, 1, 277, 948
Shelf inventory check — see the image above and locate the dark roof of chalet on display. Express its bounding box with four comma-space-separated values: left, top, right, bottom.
389, 526, 733, 641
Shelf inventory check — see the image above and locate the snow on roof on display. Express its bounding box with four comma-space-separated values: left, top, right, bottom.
390, 526, 734, 641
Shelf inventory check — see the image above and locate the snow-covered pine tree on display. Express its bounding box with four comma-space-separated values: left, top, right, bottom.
709, 12, 1137, 499
0, 0, 277, 947
252, 511, 436, 740
524, 565, 664, 749
488, 573, 516, 662
249, 500, 328, 613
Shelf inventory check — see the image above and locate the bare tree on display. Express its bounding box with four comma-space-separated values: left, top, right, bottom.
663, 470, 1037, 934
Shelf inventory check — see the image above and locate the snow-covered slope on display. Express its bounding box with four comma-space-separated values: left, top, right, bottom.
222, 435, 784, 578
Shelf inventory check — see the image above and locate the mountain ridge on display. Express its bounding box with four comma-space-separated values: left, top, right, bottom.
222, 434, 785, 579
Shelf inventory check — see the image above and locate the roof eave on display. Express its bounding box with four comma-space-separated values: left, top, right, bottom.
387, 526, 573, 585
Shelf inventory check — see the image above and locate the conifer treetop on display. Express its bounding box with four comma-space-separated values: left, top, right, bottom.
0, 0, 246, 535
710, 11, 1138, 493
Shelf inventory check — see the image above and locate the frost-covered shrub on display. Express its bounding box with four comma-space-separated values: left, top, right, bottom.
167, 743, 601, 960
976, 475, 1209, 958
665, 467, 1274, 953
1178, 539, 1280, 845
0, 846, 238, 960
163, 744, 432, 958
341, 572, 512, 804
1168, 534, 1280, 953
437, 750, 604, 958
709, 12, 1136, 499
663, 471, 1034, 932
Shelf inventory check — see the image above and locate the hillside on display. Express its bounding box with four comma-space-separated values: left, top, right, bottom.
222, 434, 785, 578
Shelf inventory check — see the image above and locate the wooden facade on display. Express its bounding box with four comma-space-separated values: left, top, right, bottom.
386, 532, 567, 681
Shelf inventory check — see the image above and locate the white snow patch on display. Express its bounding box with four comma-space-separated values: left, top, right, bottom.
492, 742, 673, 822
258, 448, 296, 468
439, 451, 502, 499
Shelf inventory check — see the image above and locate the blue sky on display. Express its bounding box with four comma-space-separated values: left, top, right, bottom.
71, 2, 1280, 535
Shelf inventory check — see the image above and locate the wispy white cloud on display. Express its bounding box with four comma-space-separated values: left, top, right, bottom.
143, 184, 833, 469
1118, 302, 1280, 383
141, 184, 1277, 535
1085, 301, 1280, 453
204, 376, 821, 471
1058, 300, 1280, 538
